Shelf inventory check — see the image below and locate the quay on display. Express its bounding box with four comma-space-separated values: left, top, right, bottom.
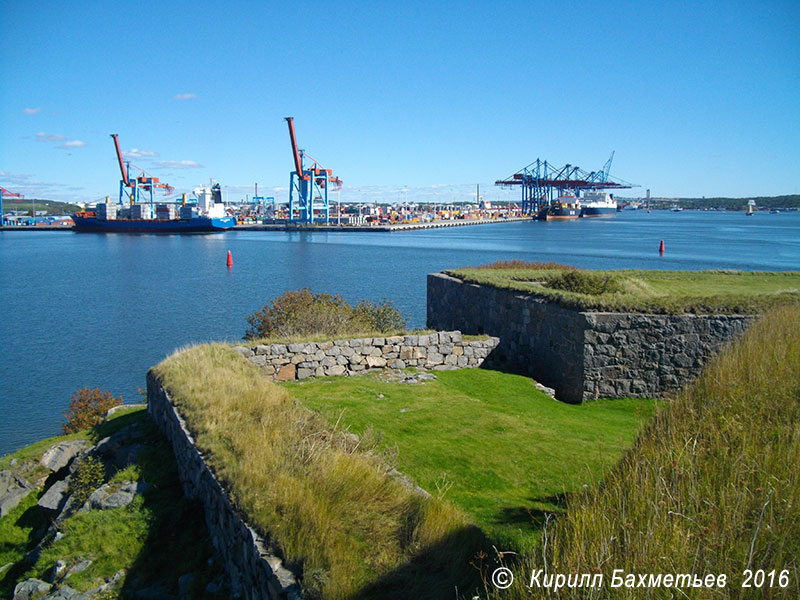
1, 217, 529, 233
236, 216, 528, 232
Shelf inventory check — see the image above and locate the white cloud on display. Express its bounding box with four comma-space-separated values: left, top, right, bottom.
23, 107, 42, 115
174, 93, 197, 100
36, 132, 67, 142
60, 140, 87, 149
155, 160, 204, 169
124, 148, 160, 159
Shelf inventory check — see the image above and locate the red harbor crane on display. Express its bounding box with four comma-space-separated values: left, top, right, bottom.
285, 117, 342, 223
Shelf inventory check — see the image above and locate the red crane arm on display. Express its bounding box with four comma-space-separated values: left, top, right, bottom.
110, 134, 130, 186
0, 187, 24, 198
284, 117, 305, 179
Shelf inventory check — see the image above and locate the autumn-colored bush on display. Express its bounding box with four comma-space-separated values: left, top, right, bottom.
62, 387, 123, 433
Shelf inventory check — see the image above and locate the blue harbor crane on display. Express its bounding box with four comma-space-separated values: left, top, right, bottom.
495, 153, 634, 215
110, 134, 174, 213
285, 117, 342, 224
0, 187, 24, 226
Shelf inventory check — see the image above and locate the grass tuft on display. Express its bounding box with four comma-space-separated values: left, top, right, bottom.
497, 304, 800, 598
152, 345, 487, 599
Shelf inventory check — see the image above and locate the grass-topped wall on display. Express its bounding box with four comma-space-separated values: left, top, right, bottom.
425, 265, 796, 402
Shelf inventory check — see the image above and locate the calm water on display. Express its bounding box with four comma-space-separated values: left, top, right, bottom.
1, 211, 798, 455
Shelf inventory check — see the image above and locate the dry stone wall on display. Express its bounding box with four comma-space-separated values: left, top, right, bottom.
427, 272, 757, 403
232, 331, 498, 381
147, 374, 301, 600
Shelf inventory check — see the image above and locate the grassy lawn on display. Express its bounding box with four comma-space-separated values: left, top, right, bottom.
285, 368, 658, 551
446, 263, 800, 314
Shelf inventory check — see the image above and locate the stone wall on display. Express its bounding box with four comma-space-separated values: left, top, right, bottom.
147, 374, 301, 600
232, 331, 499, 382
427, 272, 757, 403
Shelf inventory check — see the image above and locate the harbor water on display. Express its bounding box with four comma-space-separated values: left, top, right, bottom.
1, 210, 798, 455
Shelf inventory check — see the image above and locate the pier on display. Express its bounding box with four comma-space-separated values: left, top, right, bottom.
1, 217, 529, 233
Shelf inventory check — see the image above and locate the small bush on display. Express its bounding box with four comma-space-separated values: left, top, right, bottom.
68, 455, 106, 506
353, 298, 408, 333
63, 387, 123, 434
244, 289, 407, 340
544, 270, 621, 295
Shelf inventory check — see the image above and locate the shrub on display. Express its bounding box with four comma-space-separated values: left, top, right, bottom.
353, 298, 408, 333
244, 289, 407, 340
544, 269, 621, 295
63, 387, 123, 434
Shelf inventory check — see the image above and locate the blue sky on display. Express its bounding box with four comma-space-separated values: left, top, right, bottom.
1, 0, 798, 205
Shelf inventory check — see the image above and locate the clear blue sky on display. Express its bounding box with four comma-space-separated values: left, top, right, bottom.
1, 0, 798, 205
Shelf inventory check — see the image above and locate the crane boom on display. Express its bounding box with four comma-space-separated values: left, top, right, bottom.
110, 134, 129, 186
284, 117, 305, 180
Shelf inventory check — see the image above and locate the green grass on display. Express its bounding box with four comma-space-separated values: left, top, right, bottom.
496, 303, 800, 599
153, 345, 489, 600
285, 369, 657, 552
446, 264, 800, 314
1, 408, 226, 599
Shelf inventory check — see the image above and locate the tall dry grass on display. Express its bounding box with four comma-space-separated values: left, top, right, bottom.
153, 345, 486, 600
500, 304, 800, 598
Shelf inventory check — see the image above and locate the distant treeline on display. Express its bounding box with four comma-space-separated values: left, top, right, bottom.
620, 195, 800, 210
1, 198, 81, 216
675, 195, 800, 210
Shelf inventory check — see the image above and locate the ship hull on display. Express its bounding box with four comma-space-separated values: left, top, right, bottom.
72, 214, 235, 233
580, 206, 616, 218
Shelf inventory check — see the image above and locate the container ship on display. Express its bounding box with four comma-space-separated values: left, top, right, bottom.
72, 134, 235, 233
537, 192, 581, 220
72, 184, 235, 233
579, 191, 617, 217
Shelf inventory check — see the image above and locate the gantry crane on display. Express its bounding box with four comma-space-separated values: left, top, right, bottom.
110, 134, 174, 211
495, 153, 634, 214
285, 117, 342, 223
0, 187, 24, 226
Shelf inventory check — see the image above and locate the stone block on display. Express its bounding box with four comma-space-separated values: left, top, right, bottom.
271, 344, 288, 355
231, 346, 254, 358
403, 335, 419, 346
297, 368, 313, 380
249, 355, 267, 367
254, 345, 271, 355
388, 359, 406, 369
275, 364, 296, 382
326, 365, 346, 376
315, 367, 326, 377
287, 343, 304, 353
366, 356, 387, 368
372, 337, 385, 346
291, 354, 305, 365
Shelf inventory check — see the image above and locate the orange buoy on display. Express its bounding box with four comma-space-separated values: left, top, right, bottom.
659, 240, 665, 254
226, 250, 233, 267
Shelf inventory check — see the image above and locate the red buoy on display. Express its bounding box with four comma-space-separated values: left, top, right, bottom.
659, 240, 665, 254
226, 250, 233, 267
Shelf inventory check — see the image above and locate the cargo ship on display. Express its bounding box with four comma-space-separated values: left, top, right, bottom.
537, 192, 581, 220
72, 183, 235, 233
579, 191, 617, 217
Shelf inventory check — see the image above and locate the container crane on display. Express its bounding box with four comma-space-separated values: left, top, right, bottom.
284, 117, 341, 223
495, 155, 635, 214
0, 187, 24, 226
110, 134, 174, 212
